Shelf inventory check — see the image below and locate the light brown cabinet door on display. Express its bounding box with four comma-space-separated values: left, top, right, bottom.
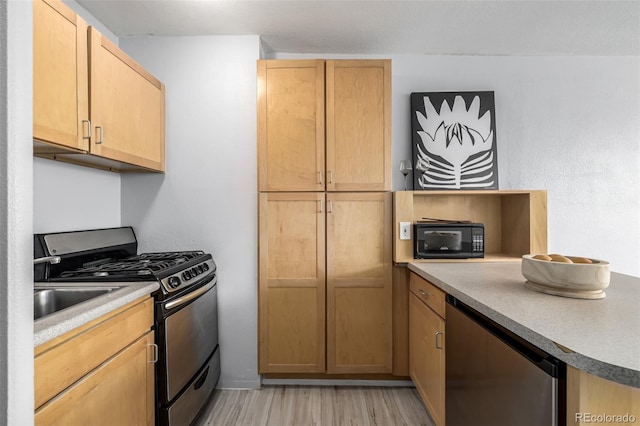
258, 193, 326, 373
35, 331, 155, 426
326, 192, 392, 373
326, 60, 392, 191
33, 0, 88, 151
89, 27, 166, 172
409, 293, 445, 426
35, 298, 154, 410
257, 60, 325, 191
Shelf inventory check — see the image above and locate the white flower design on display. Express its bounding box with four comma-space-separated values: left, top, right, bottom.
415, 95, 495, 189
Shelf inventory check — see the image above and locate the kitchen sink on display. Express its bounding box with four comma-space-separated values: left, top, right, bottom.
34, 287, 122, 320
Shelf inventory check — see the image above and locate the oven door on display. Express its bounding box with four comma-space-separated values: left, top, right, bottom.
157, 274, 218, 404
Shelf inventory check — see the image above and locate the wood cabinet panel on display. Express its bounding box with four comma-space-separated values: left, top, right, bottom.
326, 60, 392, 191
326, 192, 392, 373
257, 59, 391, 192
567, 365, 640, 425
89, 28, 165, 172
35, 297, 154, 409
33, 0, 88, 151
257, 60, 325, 191
409, 292, 445, 426
265, 287, 325, 370
392, 265, 410, 376
33, 3, 165, 172
409, 273, 446, 319
258, 193, 326, 373
35, 331, 155, 426
257, 59, 393, 375
393, 190, 548, 263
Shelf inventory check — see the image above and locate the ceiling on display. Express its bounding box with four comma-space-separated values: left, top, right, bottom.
76, 0, 640, 56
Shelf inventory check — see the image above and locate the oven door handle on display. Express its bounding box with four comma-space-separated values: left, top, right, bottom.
164, 279, 216, 310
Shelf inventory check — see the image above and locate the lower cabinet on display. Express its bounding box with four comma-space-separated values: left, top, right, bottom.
258, 192, 392, 374
34, 297, 156, 426
409, 272, 446, 426
567, 365, 640, 425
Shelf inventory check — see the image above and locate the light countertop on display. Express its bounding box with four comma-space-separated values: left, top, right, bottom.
34, 281, 159, 347
408, 262, 640, 388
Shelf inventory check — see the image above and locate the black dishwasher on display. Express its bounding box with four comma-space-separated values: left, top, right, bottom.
446, 295, 566, 426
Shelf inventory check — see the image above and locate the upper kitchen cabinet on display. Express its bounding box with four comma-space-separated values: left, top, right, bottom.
33, 0, 89, 152
257, 60, 325, 191
257, 59, 391, 192
325, 60, 391, 191
88, 28, 165, 172
33, 0, 166, 173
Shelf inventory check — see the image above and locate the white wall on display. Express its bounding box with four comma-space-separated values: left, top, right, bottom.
0, 1, 33, 423
276, 53, 640, 277
118, 35, 261, 388
33, 158, 121, 233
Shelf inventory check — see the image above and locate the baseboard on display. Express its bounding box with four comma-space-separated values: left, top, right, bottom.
217, 378, 262, 389
261, 378, 415, 387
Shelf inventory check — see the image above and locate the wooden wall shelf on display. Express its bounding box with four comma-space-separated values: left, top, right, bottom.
393, 190, 547, 264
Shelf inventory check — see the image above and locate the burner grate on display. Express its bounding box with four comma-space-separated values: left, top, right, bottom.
58, 251, 207, 279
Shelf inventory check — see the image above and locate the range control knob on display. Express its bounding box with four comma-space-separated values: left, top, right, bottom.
203, 263, 210, 271
182, 270, 192, 281
168, 276, 182, 289
197, 264, 204, 274
191, 267, 198, 276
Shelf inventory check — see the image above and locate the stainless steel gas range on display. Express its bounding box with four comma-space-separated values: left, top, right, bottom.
34, 226, 220, 426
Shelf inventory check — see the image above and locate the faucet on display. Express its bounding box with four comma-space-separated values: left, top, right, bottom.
34, 255, 61, 265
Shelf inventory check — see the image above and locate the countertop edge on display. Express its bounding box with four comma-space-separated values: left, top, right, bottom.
34, 282, 159, 347
407, 263, 640, 389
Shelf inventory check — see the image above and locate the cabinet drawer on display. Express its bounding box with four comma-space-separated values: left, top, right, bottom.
35, 331, 155, 426
409, 272, 446, 319
35, 297, 153, 409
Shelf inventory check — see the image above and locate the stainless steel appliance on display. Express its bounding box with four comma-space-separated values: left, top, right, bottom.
446, 295, 565, 425
34, 227, 220, 426
414, 220, 484, 259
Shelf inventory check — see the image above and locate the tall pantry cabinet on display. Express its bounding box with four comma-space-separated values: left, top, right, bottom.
257, 59, 393, 374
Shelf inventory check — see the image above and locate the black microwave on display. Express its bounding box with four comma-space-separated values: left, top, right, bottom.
414, 222, 484, 259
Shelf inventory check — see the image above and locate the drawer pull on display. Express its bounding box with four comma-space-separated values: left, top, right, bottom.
148, 343, 158, 363
435, 331, 445, 349
95, 126, 104, 145
82, 119, 91, 140
418, 289, 430, 298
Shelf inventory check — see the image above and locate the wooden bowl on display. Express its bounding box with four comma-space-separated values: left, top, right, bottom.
521, 254, 610, 297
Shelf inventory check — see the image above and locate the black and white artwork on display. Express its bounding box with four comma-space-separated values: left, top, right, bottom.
410, 91, 498, 190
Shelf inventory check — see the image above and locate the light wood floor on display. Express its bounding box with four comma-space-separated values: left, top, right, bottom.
194, 386, 433, 426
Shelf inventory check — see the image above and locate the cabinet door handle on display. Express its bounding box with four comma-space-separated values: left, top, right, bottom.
318, 171, 323, 185
328, 170, 333, 184
148, 343, 158, 363
82, 120, 91, 140
418, 289, 430, 298
318, 199, 323, 213
435, 331, 444, 350
327, 200, 333, 213
95, 126, 104, 145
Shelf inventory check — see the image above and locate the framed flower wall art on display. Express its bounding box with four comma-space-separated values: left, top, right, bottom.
410, 91, 499, 190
